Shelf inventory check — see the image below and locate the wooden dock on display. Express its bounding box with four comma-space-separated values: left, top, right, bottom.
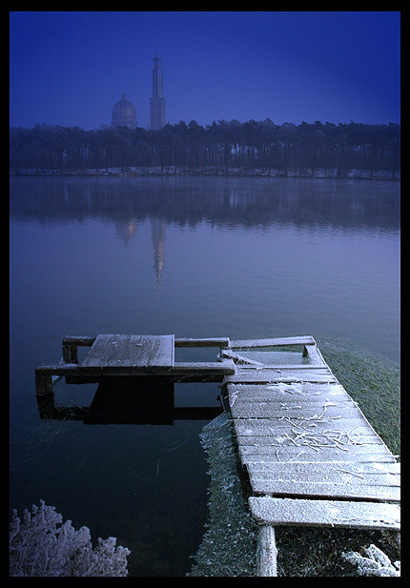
35, 334, 400, 576
221, 336, 400, 576
35, 334, 235, 394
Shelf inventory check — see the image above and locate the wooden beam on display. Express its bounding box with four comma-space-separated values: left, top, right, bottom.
35, 359, 235, 382
230, 336, 316, 349
256, 525, 278, 577
249, 496, 400, 530
171, 361, 235, 376
303, 343, 327, 365
35, 371, 54, 395
63, 336, 96, 346
175, 337, 230, 348
225, 371, 337, 384
63, 336, 96, 363
250, 479, 400, 502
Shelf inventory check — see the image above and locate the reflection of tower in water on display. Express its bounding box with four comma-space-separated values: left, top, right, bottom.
150, 218, 166, 288
114, 218, 138, 244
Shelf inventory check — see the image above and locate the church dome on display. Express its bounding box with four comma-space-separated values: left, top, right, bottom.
111, 93, 137, 129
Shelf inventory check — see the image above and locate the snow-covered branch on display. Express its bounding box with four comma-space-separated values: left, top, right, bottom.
9, 500, 130, 577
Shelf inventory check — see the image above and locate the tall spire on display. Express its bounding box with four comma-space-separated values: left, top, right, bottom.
150, 48, 166, 130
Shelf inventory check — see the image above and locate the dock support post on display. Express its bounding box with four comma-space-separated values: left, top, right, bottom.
35, 371, 53, 396
63, 341, 78, 363
256, 524, 278, 577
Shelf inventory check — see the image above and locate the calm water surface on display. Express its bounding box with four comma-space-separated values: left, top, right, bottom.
9, 176, 400, 576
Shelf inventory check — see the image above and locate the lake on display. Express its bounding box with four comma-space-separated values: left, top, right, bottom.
9, 175, 400, 576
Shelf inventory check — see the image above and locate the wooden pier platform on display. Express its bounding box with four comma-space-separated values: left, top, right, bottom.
220, 336, 400, 576
35, 334, 235, 394
35, 333, 400, 576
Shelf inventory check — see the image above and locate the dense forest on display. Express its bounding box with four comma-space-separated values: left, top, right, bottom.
10, 119, 400, 178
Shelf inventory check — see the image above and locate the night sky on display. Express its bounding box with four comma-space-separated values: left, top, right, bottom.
9, 11, 400, 130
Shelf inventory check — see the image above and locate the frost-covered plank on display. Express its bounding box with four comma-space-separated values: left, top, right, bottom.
233, 416, 375, 436
236, 364, 332, 371
171, 361, 235, 376
249, 497, 400, 530
230, 395, 356, 410
236, 431, 383, 447
81, 334, 175, 368
303, 344, 327, 365
238, 443, 396, 463
230, 336, 316, 348
226, 370, 337, 384
220, 348, 265, 365
227, 382, 347, 399
175, 337, 230, 348
249, 478, 400, 502
230, 401, 362, 419
246, 461, 400, 483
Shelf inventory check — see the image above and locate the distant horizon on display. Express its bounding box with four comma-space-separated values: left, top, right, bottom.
10, 12, 400, 130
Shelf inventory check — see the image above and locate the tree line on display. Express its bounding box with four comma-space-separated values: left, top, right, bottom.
10, 119, 400, 177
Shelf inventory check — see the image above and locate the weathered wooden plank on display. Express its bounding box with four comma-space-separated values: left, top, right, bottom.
35, 359, 235, 379
246, 461, 400, 483
249, 478, 400, 502
236, 364, 331, 371
229, 394, 356, 409
238, 443, 396, 463
227, 382, 347, 398
226, 371, 337, 384
221, 348, 265, 365
249, 497, 400, 530
36, 363, 168, 378
230, 401, 362, 420
234, 419, 378, 439
63, 335, 96, 345
171, 361, 235, 376
139, 335, 175, 367
62, 336, 96, 362
303, 344, 327, 365
236, 431, 384, 448
228, 390, 350, 407
175, 337, 230, 348
230, 336, 316, 348
81, 334, 175, 368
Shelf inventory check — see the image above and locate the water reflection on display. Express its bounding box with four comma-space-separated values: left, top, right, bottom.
10, 176, 400, 292
37, 378, 222, 425
151, 219, 166, 288
10, 176, 399, 232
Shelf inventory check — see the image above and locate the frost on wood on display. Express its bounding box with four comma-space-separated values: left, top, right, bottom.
342, 544, 400, 577
9, 500, 130, 577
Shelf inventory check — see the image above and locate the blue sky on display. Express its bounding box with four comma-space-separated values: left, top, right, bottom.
9, 11, 400, 130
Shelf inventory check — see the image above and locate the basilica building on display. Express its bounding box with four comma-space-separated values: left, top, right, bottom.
111, 94, 137, 129
111, 51, 166, 130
